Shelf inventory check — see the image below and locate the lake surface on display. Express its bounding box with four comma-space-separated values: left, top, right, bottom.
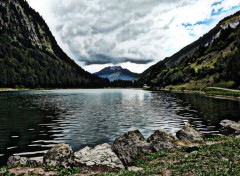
0, 89, 240, 165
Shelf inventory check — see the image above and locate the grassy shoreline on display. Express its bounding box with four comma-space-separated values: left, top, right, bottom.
1, 136, 239, 175
146, 85, 240, 100
0, 88, 31, 92
101, 136, 240, 176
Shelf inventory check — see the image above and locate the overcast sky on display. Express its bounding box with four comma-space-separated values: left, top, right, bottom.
26, 0, 240, 73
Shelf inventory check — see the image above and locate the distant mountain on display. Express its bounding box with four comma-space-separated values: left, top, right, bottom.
0, 0, 109, 88
138, 11, 240, 88
94, 66, 139, 81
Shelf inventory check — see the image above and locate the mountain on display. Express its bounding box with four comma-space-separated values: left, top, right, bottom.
138, 11, 240, 89
0, 0, 109, 88
94, 66, 139, 81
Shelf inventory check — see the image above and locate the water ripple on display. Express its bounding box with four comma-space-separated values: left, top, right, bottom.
0, 89, 240, 165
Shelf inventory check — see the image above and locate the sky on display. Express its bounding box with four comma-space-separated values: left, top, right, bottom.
26, 0, 240, 73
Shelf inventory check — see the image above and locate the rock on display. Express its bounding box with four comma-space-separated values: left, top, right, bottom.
176, 122, 204, 141
128, 166, 144, 171
147, 130, 176, 151
219, 119, 240, 135
162, 169, 172, 176
43, 144, 74, 167
74, 143, 124, 169
28, 157, 44, 166
7, 156, 44, 167
7, 156, 28, 166
112, 130, 152, 166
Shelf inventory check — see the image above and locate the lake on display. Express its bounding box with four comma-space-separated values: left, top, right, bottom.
0, 89, 240, 165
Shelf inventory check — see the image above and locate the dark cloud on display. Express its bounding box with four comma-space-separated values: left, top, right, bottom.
80, 54, 154, 65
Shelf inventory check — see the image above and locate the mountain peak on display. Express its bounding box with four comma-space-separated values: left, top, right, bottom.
109, 66, 122, 71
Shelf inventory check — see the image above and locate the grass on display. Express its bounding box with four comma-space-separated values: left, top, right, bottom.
160, 82, 240, 98
205, 88, 240, 97
191, 56, 218, 73
164, 84, 206, 91
0, 88, 7, 91
213, 81, 236, 88
98, 136, 240, 176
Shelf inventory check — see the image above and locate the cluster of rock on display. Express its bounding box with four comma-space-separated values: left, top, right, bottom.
219, 119, 240, 136
7, 119, 240, 175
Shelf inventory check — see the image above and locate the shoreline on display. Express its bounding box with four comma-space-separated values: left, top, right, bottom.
169, 89, 240, 101
1, 120, 240, 175
0, 87, 142, 92
1, 87, 240, 101
0, 88, 20, 92
145, 87, 240, 101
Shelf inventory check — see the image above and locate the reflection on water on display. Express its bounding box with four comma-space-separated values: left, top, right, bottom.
0, 89, 239, 165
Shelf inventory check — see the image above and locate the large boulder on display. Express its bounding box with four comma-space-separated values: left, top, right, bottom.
219, 119, 240, 135
74, 143, 124, 169
112, 130, 152, 166
176, 122, 204, 141
147, 130, 176, 151
43, 144, 74, 167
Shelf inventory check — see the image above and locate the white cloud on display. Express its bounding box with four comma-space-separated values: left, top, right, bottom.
26, 0, 240, 73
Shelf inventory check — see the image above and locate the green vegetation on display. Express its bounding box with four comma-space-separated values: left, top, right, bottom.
56, 167, 81, 176
214, 81, 236, 88
205, 88, 240, 97
137, 11, 240, 90
155, 83, 240, 97
97, 136, 240, 176
0, 0, 109, 89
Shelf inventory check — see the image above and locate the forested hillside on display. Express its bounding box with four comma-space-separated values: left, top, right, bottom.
138, 11, 240, 89
0, 0, 109, 88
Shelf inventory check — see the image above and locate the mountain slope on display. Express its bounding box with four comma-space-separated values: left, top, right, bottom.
138, 11, 240, 88
94, 66, 139, 81
0, 0, 109, 88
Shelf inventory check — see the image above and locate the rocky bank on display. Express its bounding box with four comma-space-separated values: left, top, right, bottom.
4, 120, 240, 175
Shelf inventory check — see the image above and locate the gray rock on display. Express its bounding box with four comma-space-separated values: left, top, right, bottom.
112, 130, 152, 166
74, 143, 124, 169
219, 119, 240, 135
128, 166, 144, 171
28, 157, 44, 166
147, 130, 176, 151
176, 122, 204, 141
7, 156, 28, 166
43, 144, 74, 167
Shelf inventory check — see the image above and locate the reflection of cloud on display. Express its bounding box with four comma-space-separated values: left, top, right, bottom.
26, 0, 240, 72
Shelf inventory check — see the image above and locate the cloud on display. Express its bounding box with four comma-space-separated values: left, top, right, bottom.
51, 0, 174, 66
26, 0, 240, 73
80, 54, 154, 65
